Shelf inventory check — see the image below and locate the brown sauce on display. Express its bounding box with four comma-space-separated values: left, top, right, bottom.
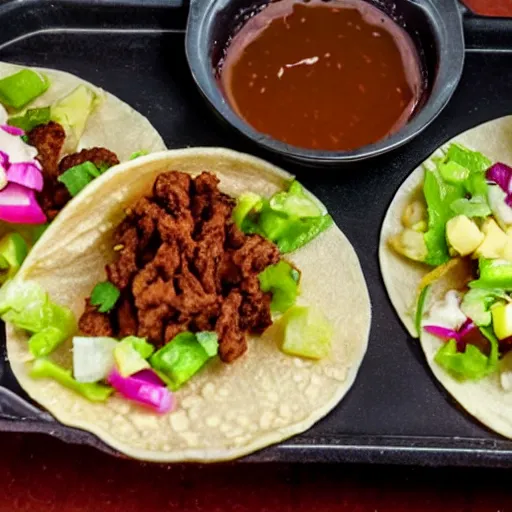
219, 0, 424, 151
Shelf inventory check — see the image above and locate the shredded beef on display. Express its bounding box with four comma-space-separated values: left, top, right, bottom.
78, 299, 114, 337
28, 122, 66, 179
59, 147, 119, 173
27, 122, 120, 220
78, 170, 282, 363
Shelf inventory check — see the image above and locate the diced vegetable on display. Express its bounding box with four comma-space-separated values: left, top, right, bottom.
129, 150, 149, 160
434, 325, 499, 380
491, 302, 512, 340
72, 336, 118, 383
445, 143, 491, 174
423, 167, 465, 266
488, 185, 512, 228
460, 288, 505, 327
122, 336, 155, 359
114, 339, 150, 377
1, 125, 24, 136
8, 107, 51, 132
30, 358, 113, 402
90, 281, 120, 313
0, 69, 49, 109
445, 215, 483, 256
450, 197, 491, 218
150, 332, 214, 390
0, 233, 28, 284
470, 258, 512, 290
259, 260, 300, 313
0, 183, 46, 224
269, 181, 321, 218
195, 331, 219, 357
6, 162, 43, 191
29, 326, 67, 358
414, 284, 430, 336
438, 160, 469, 184
57, 161, 101, 196
232, 192, 263, 230
279, 305, 332, 359
486, 162, 512, 193
423, 325, 459, 340
51, 85, 99, 152
233, 181, 333, 253
107, 369, 174, 413
0, 278, 46, 315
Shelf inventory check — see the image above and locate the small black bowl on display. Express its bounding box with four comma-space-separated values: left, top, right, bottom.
185, 0, 464, 165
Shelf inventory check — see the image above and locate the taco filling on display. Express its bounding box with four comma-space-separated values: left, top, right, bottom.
386, 142, 512, 384
79, 170, 284, 363
1, 167, 334, 413
0, 64, 165, 283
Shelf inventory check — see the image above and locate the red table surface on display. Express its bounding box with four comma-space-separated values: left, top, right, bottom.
462, 0, 512, 17
0, 431, 509, 512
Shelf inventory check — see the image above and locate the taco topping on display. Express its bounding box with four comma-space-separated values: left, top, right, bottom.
390, 143, 512, 383
78, 170, 287, 364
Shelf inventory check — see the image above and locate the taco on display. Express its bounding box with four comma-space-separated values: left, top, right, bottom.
2, 148, 371, 462
380, 115, 512, 438
0, 61, 166, 281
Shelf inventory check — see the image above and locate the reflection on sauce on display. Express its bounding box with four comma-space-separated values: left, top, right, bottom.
219, 0, 423, 151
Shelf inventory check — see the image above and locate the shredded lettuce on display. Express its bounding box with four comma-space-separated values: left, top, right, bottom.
259, 260, 300, 313
122, 336, 154, 359
233, 181, 332, 254
422, 144, 493, 265
8, 107, 51, 132
434, 326, 499, 380
460, 288, 506, 326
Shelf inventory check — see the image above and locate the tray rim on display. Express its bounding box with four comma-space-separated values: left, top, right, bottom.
2, 0, 512, 468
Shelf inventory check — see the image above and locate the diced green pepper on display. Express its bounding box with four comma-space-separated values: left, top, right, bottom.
30, 359, 113, 402
57, 161, 100, 196
195, 331, 219, 357
114, 339, 150, 377
0, 233, 28, 284
0, 69, 49, 109
28, 326, 67, 358
149, 332, 211, 390
279, 305, 332, 359
259, 260, 300, 313
470, 259, 512, 291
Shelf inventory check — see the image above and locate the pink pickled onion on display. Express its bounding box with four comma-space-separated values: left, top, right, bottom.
0, 151, 8, 170
423, 325, 459, 340
6, 162, 43, 191
0, 182, 46, 223
1, 125, 24, 136
107, 369, 174, 414
424, 319, 478, 352
486, 163, 512, 193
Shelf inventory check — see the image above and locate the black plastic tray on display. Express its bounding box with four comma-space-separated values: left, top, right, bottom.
2, 0, 512, 468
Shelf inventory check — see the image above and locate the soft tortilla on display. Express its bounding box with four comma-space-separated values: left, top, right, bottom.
6, 148, 371, 462
379, 115, 512, 438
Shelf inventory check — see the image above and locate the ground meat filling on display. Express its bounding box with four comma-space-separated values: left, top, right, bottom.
27, 122, 119, 220
79, 170, 281, 363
